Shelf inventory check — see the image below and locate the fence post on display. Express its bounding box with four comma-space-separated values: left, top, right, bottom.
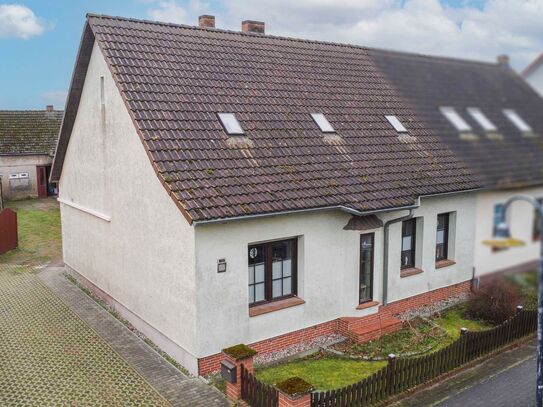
276, 377, 313, 407
386, 353, 397, 396
221, 344, 257, 403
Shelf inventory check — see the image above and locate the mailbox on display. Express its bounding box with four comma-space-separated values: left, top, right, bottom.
221, 360, 237, 383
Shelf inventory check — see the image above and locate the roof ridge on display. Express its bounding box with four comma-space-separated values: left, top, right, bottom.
87, 13, 503, 68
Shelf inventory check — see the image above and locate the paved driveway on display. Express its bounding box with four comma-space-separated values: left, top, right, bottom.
0, 263, 227, 406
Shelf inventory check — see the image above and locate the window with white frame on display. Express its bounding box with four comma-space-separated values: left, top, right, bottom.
466, 108, 497, 132
440, 107, 472, 132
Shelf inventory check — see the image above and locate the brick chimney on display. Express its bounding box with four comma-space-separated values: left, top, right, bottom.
497, 54, 510, 67
46, 105, 54, 112
241, 20, 265, 34
198, 15, 215, 29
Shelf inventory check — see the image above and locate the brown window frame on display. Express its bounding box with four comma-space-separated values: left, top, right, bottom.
248, 238, 298, 307
401, 219, 417, 270
436, 213, 450, 262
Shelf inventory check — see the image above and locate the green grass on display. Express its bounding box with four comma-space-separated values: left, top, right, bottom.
505, 270, 538, 310
0, 198, 61, 265
341, 318, 448, 359
434, 305, 491, 341
255, 354, 386, 391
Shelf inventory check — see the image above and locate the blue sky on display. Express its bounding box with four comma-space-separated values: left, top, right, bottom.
0, 0, 541, 110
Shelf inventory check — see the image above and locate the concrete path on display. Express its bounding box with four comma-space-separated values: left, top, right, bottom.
39, 267, 228, 407
393, 340, 537, 407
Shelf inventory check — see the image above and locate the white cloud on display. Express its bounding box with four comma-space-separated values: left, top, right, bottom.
216, 0, 543, 71
0, 4, 46, 39
41, 90, 68, 108
147, 0, 188, 23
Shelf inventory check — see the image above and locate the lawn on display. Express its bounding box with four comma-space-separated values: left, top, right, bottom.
0, 198, 62, 265
255, 354, 386, 391
256, 305, 492, 391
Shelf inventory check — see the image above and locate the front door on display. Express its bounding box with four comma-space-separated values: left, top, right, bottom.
36, 166, 47, 198
359, 233, 374, 304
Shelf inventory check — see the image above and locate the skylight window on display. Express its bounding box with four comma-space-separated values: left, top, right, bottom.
218, 113, 244, 135
439, 107, 472, 132
503, 109, 533, 133
385, 115, 408, 133
467, 108, 497, 132
311, 113, 335, 133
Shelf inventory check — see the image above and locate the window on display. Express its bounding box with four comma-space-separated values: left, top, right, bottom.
436, 213, 450, 261
218, 113, 244, 135
503, 109, 532, 133
311, 113, 335, 133
248, 239, 297, 306
359, 233, 374, 304
493, 203, 505, 237
534, 198, 543, 241
440, 107, 472, 132
466, 108, 497, 132
385, 115, 408, 133
401, 219, 417, 269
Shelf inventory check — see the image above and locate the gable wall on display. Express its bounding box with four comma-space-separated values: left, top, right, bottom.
58, 42, 199, 372
526, 66, 543, 97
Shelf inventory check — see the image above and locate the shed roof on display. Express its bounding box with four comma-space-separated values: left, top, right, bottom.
0, 110, 63, 156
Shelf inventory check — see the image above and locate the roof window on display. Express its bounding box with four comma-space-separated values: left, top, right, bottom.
218, 113, 244, 135
503, 109, 533, 133
467, 108, 497, 132
439, 107, 472, 132
385, 115, 408, 133
311, 113, 335, 133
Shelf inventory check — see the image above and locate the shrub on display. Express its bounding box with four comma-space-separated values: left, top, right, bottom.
466, 279, 520, 325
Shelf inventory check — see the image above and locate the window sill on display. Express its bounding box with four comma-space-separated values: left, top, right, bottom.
400, 267, 424, 278
356, 300, 380, 310
249, 297, 305, 317
436, 259, 456, 269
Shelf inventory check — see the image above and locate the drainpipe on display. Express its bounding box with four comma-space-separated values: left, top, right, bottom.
382, 209, 415, 306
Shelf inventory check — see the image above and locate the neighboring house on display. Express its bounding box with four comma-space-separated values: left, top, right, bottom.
52, 14, 483, 376
370, 51, 543, 278
522, 53, 543, 96
0, 106, 63, 200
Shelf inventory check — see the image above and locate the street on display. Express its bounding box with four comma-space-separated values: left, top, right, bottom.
395, 341, 537, 407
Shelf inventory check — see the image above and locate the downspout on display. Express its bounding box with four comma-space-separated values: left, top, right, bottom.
382, 209, 415, 306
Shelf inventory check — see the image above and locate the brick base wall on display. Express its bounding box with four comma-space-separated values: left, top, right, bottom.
198, 280, 472, 376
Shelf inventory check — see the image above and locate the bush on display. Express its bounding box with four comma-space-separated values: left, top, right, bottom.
466, 279, 520, 324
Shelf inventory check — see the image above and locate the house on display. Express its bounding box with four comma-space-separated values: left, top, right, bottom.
369, 51, 543, 278
0, 106, 63, 200
52, 14, 484, 376
522, 53, 543, 96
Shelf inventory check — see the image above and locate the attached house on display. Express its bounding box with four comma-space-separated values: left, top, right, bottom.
370, 51, 543, 277
0, 106, 62, 200
53, 14, 497, 376
523, 53, 543, 96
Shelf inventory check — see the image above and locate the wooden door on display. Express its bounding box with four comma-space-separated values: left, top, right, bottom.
36, 166, 48, 198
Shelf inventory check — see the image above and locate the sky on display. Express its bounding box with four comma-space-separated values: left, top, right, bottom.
1, 0, 543, 110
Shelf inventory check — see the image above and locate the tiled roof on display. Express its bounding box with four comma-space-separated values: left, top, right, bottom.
369, 49, 543, 189
52, 15, 479, 223
0, 110, 63, 156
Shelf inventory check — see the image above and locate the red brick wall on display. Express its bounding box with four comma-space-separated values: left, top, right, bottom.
198, 280, 472, 375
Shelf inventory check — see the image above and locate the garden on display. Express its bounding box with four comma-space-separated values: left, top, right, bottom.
252, 272, 537, 391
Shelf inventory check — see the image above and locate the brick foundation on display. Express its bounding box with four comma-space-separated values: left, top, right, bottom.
198, 280, 472, 376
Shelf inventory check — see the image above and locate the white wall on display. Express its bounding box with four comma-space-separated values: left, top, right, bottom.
193, 192, 476, 358
474, 187, 543, 276
526, 66, 543, 97
59, 43, 199, 373
0, 155, 52, 199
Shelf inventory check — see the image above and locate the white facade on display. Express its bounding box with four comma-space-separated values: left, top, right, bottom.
193, 193, 476, 358
525, 63, 543, 97
474, 187, 543, 277
0, 154, 52, 199
58, 42, 541, 376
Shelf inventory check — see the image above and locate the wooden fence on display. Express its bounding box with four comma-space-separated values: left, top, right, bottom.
311, 309, 537, 407
241, 364, 279, 407
0, 208, 18, 255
